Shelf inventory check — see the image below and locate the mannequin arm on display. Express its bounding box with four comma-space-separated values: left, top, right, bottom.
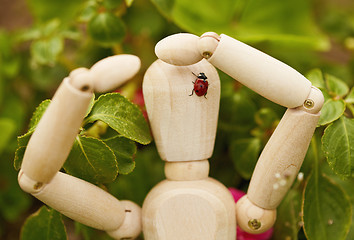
155, 32, 319, 109
18, 55, 142, 239
198, 33, 324, 233
236, 91, 323, 233
198, 33, 313, 108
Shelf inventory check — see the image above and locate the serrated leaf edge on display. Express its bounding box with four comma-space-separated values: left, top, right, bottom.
321, 117, 353, 177
302, 173, 352, 240
318, 99, 346, 126
29, 99, 51, 131
63, 135, 119, 183
84, 92, 151, 145
20, 206, 67, 240
14, 146, 26, 170
103, 135, 137, 175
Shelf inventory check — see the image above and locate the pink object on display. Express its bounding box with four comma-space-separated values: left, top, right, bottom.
229, 187, 246, 202
132, 88, 145, 107
132, 88, 148, 120
228, 188, 273, 240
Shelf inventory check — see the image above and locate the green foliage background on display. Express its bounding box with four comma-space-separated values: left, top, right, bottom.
0, 0, 353, 239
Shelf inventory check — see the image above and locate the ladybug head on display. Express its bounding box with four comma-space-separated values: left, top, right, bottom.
197, 72, 207, 80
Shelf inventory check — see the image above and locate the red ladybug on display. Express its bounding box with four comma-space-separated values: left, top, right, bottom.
189, 72, 208, 98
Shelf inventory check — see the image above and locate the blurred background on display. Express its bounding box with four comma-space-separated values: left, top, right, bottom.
0, 0, 353, 239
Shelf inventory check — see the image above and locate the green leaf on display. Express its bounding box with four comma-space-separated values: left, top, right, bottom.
318, 99, 346, 126
17, 28, 42, 42
325, 74, 350, 97
14, 96, 94, 171
64, 136, 117, 184
0, 118, 16, 154
103, 135, 137, 175
219, 92, 257, 132
107, 145, 165, 206
17, 132, 33, 148
273, 189, 302, 240
322, 117, 354, 178
73, 222, 94, 240
14, 147, 26, 170
14, 132, 34, 170
322, 89, 332, 103
13, 99, 51, 169
321, 167, 354, 240
234, 0, 329, 50
31, 37, 64, 65
303, 173, 352, 240
230, 138, 261, 179
88, 12, 126, 45
78, 1, 98, 22
171, 0, 238, 34
41, 19, 61, 37
20, 206, 67, 240
345, 87, 354, 103
17, 98, 50, 145
306, 68, 326, 90
85, 93, 151, 145
85, 95, 95, 117
60, 29, 81, 40
29, 99, 51, 131
152, 0, 328, 50
348, 105, 354, 119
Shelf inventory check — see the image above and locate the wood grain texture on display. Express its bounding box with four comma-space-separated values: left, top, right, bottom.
21, 78, 93, 183
143, 59, 220, 162
32, 171, 126, 231
91, 54, 141, 93
107, 200, 142, 240
247, 108, 320, 209
164, 160, 209, 181
207, 34, 312, 108
155, 33, 202, 66
142, 178, 236, 240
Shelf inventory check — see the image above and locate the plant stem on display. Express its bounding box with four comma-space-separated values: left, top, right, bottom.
346, 103, 354, 118
82, 120, 108, 138
311, 136, 320, 178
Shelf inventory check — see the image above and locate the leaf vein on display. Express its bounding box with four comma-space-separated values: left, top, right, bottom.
76, 136, 97, 172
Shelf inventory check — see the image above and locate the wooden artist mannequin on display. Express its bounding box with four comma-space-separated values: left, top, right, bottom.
152, 32, 324, 236
17, 32, 323, 240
